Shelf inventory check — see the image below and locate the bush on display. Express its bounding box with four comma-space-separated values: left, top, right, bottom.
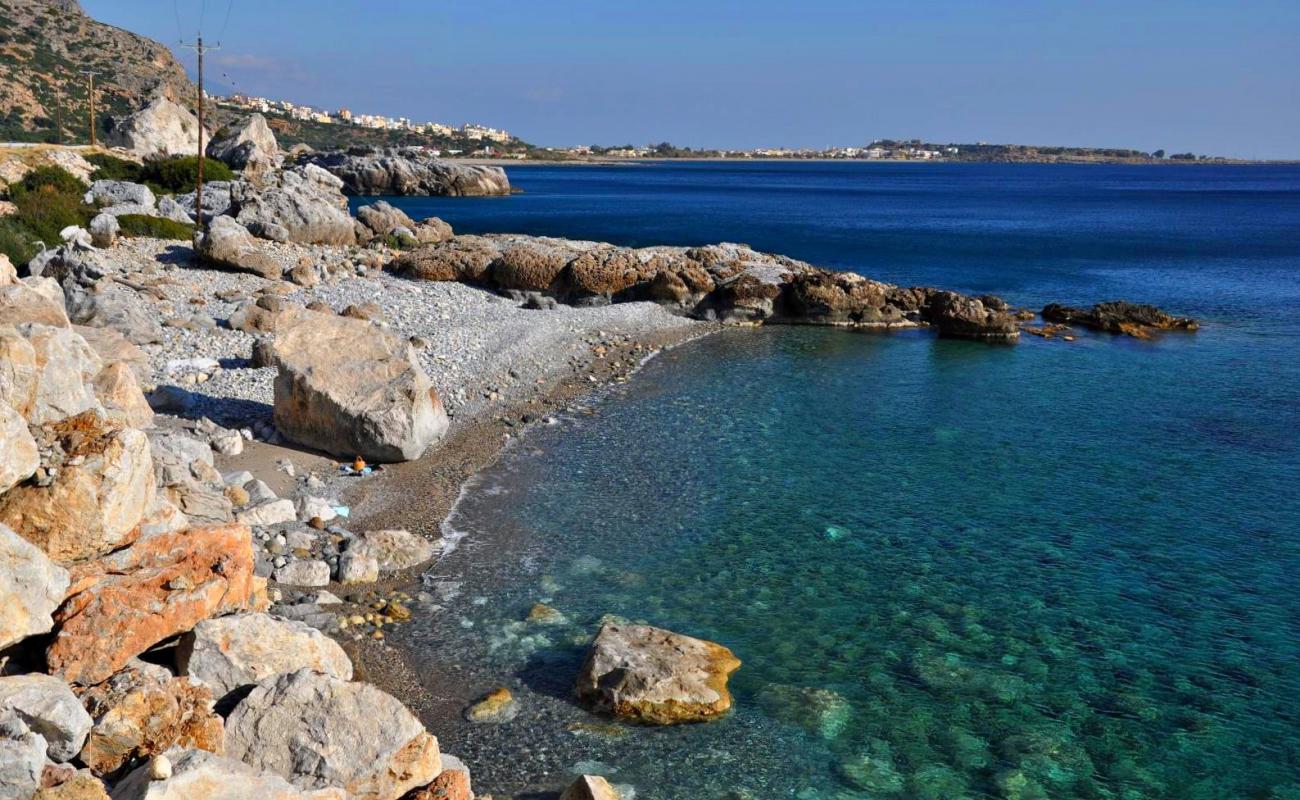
11, 186, 93, 249
0, 217, 40, 266
86, 152, 143, 183
139, 156, 235, 194
116, 214, 194, 240
11, 165, 86, 197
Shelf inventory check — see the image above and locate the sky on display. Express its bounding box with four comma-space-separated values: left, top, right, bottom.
82, 0, 1300, 158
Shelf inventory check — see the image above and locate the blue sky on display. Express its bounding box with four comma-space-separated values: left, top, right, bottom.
83, 0, 1300, 157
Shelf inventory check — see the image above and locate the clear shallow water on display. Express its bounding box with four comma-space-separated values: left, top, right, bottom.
383, 163, 1300, 799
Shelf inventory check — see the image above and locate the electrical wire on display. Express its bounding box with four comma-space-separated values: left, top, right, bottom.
172, 0, 183, 43
216, 0, 233, 46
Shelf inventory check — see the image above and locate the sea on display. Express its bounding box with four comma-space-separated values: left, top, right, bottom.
373, 162, 1300, 800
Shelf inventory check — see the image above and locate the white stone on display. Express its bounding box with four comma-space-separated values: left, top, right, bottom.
0, 523, 70, 650
236, 498, 296, 527
177, 612, 352, 698
272, 559, 330, 587
0, 674, 93, 762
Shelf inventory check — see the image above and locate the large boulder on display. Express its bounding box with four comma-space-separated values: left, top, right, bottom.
1, 324, 102, 425
575, 622, 741, 725
389, 236, 499, 284
0, 523, 70, 650
73, 325, 150, 387
926, 291, 1020, 340
78, 660, 224, 775
0, 674, 92, 762
270, 310, 449, 462
196, 216, 284, 280
106, 97, 206, 158
112, 748, 348, 800
0, 254, 16, 286
33, 770, 110, 799
0, 278, 71, 328
233, 165, 357, 246
355, 200, 416, 238
0, 401, 38, 493
45, 523, 260, 686
174, 181, 234, 222
224, 669, 441, 800
0, 411, 154, 564
88, 213, 119, 248
302, 147, 511, 196
561, 775, 622, 800
83, 181, 155, 216
0, 711, 46, 799
207, 114, 282, 178
348, 529, 437, 573
176, 613, 353, 700
92, 361, 154, 429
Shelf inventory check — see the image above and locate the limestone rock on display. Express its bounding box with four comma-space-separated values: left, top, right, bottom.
0, 523, 70, 650
196, 216, 283, 280
111, 748, 348, 800
46, 523, 259, 686
174, 181, 235, 222
224, 669, 441, 799
575, 622, 741, 724
235, 498, 296, 527
0, 401, 38, 493
1042, 301, 1199, 337
270, 310, 449, 462
0, 279, 72, 328
32, 770, 110, 800
349, 529, 437, 572
88, 214, 119, 248
73, 326, 150, 387
927, 291, 1020, 340
0, 411, 154, 564
336, 550, 378, 584
207, 114, 282, 177
0, 711, 45, 800
3, 323, 102, 425
233, 165, 357, 246
78, 660, 224, 775
561, 775, 622, 800
92, 362, 153, 429
355, 201, 416, 238
0, 254, 16, 286
106, 97, 206, 159
272, 560, 330, 587
0, 675, 92, 762
176, 612, 353, 699
389, 236, 499, 283
406, 768, 471, 800
303, 147, 512, 196
83, 182, 156, 214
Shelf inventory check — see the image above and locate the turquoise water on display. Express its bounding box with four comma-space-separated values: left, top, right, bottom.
387, 163, 1300, 798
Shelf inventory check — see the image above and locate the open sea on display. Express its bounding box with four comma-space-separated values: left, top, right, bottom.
377, 162, 1300, 800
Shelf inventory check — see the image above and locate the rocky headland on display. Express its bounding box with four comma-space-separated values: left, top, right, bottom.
0, 103, 1200, 799
300, 147, 513, 197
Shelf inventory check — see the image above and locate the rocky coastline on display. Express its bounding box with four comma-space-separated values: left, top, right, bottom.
0, 105, 1200, 799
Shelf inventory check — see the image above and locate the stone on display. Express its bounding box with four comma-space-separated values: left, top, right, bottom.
0, 254, 16, 286
111, 748, 348, 800
0, 279, 72, 328
389, 236, 499, 284
0, 675, 91, 763
156, 195, 195, 224
349, 529, 437, 573
174, 181, 234, 222
0, 523, 70, 650
92, 361, 154, 429
561, 775, 622, 800
272, 559, 330, 587
0, 711, 45, 800
575, 622, 741, 724
405, 768, 471, 800
77, 660, 223, 775
355, 200, 417, 238
32, 770, 110, 800
208, 429, 243, 456
176, 612, 352, 699
295, 496, 336, 523
196, 216, 284, 280
45, 523, 259, 686
106, 97, 206, 158
88, 214, 119, 248
414, 217, 453, 244
463, 687, 518, 724
73, 326, 150, 387
83, 181, 156, 213
0, 401, 38, 493
64, 285, 165, 346
224, 669, 441, 799
236, 498, 296, 527
0, 411, 154, 564
335, 550, 378, 584
926, 291, 1020, 340
758, 684, 853, 739
1041, 301, 1198, 337
3, 323, 102, 425
270, 309, 449, 462
233, 165, 357, 246
303, 147, 511, 196
207, 114, 282, 177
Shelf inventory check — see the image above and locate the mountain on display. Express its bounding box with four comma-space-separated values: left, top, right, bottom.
0, 0, 195, 143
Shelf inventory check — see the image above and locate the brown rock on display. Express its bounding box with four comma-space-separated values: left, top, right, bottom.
0, 411, 154, 564
405, 769, 471, 800
390, 236, 500, 283
561, 775, 622, 800
78, 660, 223, 776
92, 362, 154, 429
46, 523, 258, 686
33, 770, 110, 800
0, 278, 71, 328
489, 239, 572, 292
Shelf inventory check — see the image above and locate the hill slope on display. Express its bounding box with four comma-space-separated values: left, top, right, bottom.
0, 0, 195, 143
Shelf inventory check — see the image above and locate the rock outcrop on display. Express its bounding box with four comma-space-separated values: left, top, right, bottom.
83, 181, 156, 217
45, 523, 260, 686
111, 748, 348, 800
176, 612, 353, 699
0, 523, 69, 650
269, 310, 449, 462
207, 113, 282, 178
233, 165, 357, 246
928, 291, 1020, 340
77, 660, 224, 775
575, 622, 741, 724
224, 669, 441, 800
302, 147, 511, 196
196, 216, 284, 280
1042, 301, 1199, 338
1, 324, 101, 425
106, 97, 206, 159
1, 279, 72, 328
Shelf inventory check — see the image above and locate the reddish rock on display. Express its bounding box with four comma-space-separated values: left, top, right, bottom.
404, 769, 471, 800
46, 523, 258, 686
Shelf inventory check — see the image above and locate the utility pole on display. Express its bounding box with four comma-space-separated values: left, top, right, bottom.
80, 70, 100, 147
53, 82, 64, 145
180, 36, 219, 233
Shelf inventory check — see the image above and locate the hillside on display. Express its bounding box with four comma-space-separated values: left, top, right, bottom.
0, 0, 195, 144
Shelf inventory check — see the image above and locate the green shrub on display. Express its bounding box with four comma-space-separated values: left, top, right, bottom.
11, 165, 86, 197
11, 185, 92, 248
86, 152, 143, 183
0, 217, 40, 266
139, 156, 235, 194
116, 214, 194, 240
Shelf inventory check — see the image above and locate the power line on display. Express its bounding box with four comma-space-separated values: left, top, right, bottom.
172, 0, 183, 42
216, 0, 233, 46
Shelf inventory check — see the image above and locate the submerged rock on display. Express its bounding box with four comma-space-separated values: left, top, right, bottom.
463, 687, 519, 724
575, 622, 741, 724
1042, 301, 1198, 338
